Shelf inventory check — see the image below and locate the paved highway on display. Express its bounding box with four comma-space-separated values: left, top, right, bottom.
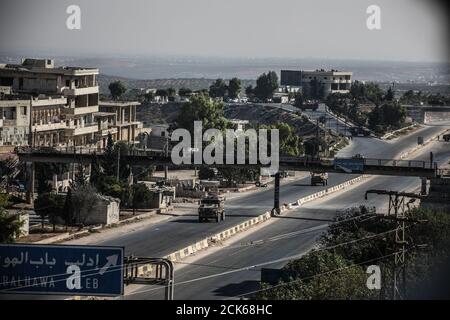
85, 121, 448, 259
3, 121, 448, 300
125, 132, 450, 300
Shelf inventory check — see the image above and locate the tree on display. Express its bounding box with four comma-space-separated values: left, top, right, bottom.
103, 132, 117, 177
228, 78, 241, 99
0, 211, 23, 243
198, 167, 216, 180
131, 183, 153, 209
167, 88, 176, 98
368, 102, 406, 134
155, 89, 168, 97
71, 164, 88, 190
0, 194, 23, 243
305, 78, 325, 100
96, 175, 124, 200
108, 81, 127, 100
209, 79, 228, 98
385, 87, 395, 101
293, 92, 304, 107
245, 85, 255, 98
257, 251, 375, 300
62, 187, 75, 229
176, 93, 230, 134
254, 71, 278, 101
144, 91, 155, 102
34, 192, 65, 231
178, 87, 193, 97
261, 123, 303, 156
89, 155, 104, 186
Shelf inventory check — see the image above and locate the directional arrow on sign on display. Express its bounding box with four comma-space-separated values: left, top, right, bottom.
99, 254, 119, 275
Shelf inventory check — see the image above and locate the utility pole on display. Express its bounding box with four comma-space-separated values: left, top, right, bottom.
116, 148, 120, 180
272, 172, 280, 216
164, 138, 169, 182
430, 152, 434, 169
365, 189, 422, 300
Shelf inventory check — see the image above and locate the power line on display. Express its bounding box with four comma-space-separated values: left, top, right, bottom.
124, 226, 403, 298
227, 251, 402, 300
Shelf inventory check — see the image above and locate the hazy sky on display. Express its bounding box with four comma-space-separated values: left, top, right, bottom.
0, 0, 448, 62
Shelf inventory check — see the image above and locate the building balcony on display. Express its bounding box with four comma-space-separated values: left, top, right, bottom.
115, 121, 142, 127
65, 124, 99, 136
32, 121, 67, 132
64, 105, 99, 115
0, 117, 28, 127
95, 127, 118, 137
1, 119, 16, 127
63, 86, 99, 96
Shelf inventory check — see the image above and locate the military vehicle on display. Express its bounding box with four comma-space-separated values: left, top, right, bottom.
310, 172, 328, 186
443, 133, 450, 142
198, 194, 225, 222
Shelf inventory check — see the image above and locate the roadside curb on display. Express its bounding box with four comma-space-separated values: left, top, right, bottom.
32, 209, 161, 244
398, 128, 449, 160
381, 124, 419, 140
135, 174, 369, 277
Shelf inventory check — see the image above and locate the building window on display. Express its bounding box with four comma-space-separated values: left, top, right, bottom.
66, 80, 70, 87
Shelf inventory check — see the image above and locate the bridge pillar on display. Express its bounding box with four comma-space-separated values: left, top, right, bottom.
420, 177, 428, 195
26, 162, 35, 204
272, 172, 280, 216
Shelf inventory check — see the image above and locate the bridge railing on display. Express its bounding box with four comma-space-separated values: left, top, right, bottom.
363, 158, 433, 169
15, 148, 438, 171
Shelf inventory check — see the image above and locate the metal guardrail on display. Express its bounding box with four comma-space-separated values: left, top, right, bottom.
363, 158, 433, 169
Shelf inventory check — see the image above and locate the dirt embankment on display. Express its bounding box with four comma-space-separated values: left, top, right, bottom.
224, 104, 317, 135
137, 102, 317, 136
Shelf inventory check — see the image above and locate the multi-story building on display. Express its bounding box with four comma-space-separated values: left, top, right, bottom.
30, 96, 68, 147
98, 101, 145, 148
0, 58, 145, 148
0, 97, 30, 146
0, 94, 70, 147
0, 58, 103, 147
280, 69, 353, 96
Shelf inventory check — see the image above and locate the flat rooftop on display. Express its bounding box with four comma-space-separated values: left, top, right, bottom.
100, 101, 141, 107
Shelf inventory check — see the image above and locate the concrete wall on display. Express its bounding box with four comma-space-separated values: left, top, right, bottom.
82, 196, 120, 225
421, 177, 450, 210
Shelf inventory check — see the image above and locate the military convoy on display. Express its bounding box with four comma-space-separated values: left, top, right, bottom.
198, 194, 226, 222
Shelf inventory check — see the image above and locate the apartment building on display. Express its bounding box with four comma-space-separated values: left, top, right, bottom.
280, 69, 353, 96
98, 101, 145, 148
0, 58, 144, 148
0, 97, 30, 146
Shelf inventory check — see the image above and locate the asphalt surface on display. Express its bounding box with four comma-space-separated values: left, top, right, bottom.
125, 128, 450, 300
93, 121, 448, 258
3, 120, 448, 300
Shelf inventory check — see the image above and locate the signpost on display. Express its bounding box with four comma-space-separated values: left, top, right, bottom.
334, 158, 365, 173
0, 244, 124, 296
